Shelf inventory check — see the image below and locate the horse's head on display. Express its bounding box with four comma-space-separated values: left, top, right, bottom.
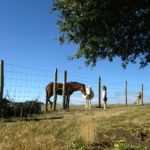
86, 86, 92, 97
82, 86, 94, 100
80, 84, 86, 95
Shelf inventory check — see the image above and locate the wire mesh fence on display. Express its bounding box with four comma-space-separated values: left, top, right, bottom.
1, 60, 150, 112
3, 62, 53, 103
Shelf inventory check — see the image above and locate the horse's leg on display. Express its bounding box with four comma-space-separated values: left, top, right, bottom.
138, 98, 140, 104
51, 100, 53, 109
86, 100, 88, 108
46, 92, 49, 112
140, 98, 142, 104
89, 100, 91, 108
64, 95, 67, 109
46, 98, 48, 112
46, 91, 52, 111
46, 99, 51, 111
66, 94, 68, 109
67, 94, 70, 109
85, 100, 87, 108
48, 99, 53, 109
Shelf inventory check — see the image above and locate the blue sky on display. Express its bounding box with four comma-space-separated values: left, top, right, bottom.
0, 0, 150, 105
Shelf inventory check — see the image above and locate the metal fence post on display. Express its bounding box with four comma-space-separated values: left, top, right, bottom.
98, 76, 101, 108
125, 81, 127, 106
141, 84, 143, 105
62, 71, 67, 109
0, 60, 4, 116
53, 68, 57, 111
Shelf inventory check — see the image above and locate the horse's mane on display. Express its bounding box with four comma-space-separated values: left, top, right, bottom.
49, 81, 85, 86
67, 82, 84, 85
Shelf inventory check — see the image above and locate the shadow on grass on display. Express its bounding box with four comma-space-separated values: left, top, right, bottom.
0, 116, 64, 123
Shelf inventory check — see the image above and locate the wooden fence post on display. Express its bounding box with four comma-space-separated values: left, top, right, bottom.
0, 60, 4, 116
98, 76, 101, 108
53, 68, 57, 111
141, 84, 143, 105
125, 81, 127, 106
62, 71, 67, 109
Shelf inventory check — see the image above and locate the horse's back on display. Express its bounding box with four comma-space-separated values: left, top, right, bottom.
46, 82, 63, 90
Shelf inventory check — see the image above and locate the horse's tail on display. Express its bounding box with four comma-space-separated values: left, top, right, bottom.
46, 85, 53, 109
46, 86, 48, 101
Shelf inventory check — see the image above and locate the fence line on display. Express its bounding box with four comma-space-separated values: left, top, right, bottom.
54, 69, 146, 108
53, 69, 145, 110
62, 71, 67, 109
142, 84, 143, 105
125, 81, 127, 106
98, 76, 101, 108
53, 68, 57, 111
0, 60, 4, 116
3, 62, 54, 105
0, 61, 150, 112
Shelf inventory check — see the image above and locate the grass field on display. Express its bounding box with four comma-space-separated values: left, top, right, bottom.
0, 103, 150, 150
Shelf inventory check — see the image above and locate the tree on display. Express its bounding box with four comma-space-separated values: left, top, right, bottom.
50, 0, 150, 69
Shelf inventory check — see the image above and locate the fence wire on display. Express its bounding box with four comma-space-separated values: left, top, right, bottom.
3, 63, 150, 106
4, 63, 53, 103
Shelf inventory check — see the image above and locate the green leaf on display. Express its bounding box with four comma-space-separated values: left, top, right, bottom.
50, 0, 150, 70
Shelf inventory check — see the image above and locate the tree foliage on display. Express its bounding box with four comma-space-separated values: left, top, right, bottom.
50, 0, 150, 69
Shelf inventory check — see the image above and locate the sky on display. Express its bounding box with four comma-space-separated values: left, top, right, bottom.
0, 0, 150, 105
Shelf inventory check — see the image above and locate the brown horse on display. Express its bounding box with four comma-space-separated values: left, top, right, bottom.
45, 82, 87, 111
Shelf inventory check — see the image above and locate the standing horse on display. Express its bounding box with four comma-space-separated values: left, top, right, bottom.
83, 86, 94, 108
137, 92, 142, 104
45, 82, 87, 112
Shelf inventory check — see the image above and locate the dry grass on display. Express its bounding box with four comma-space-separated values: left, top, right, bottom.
0, 103, 150, 149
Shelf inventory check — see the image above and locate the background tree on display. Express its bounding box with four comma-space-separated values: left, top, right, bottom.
50, 0, 150, 69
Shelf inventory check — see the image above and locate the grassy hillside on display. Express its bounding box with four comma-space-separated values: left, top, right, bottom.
0, 103, 150, 150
